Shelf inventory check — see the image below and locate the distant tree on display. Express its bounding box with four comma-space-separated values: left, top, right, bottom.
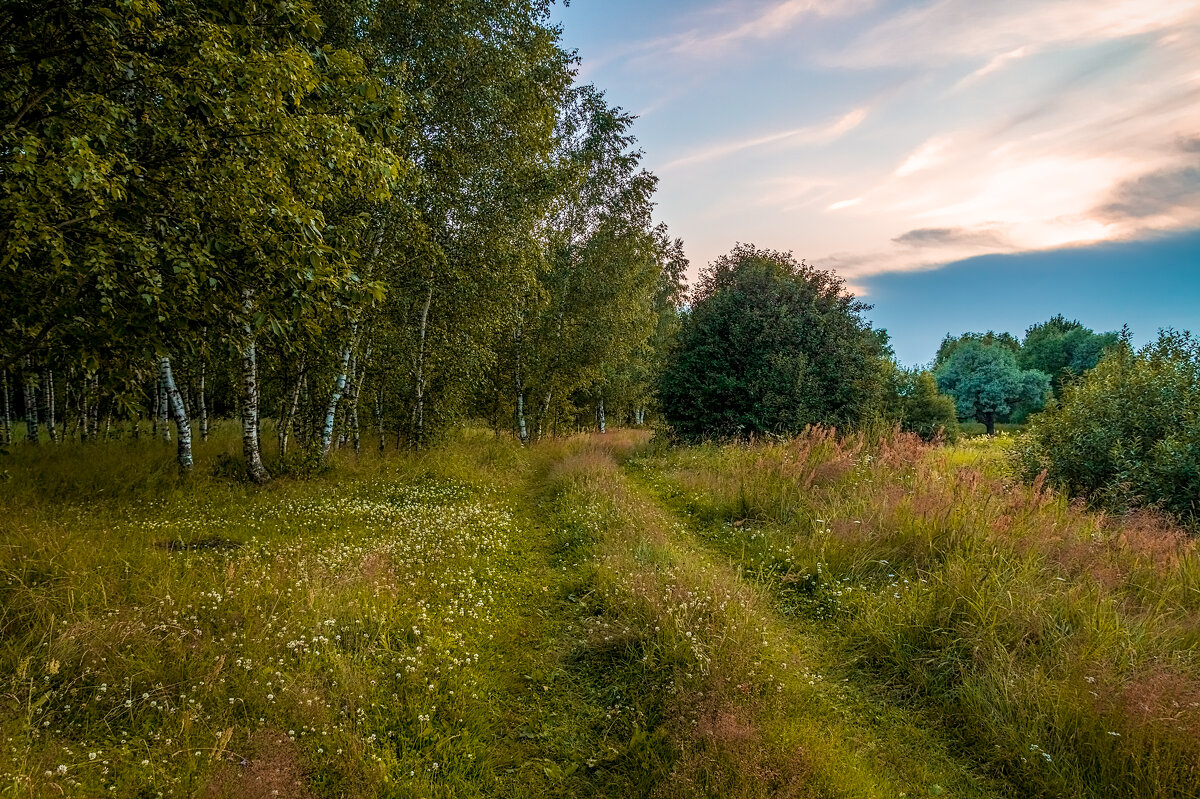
659, 244, 886, 441
1019, 315, 1120, 397
935, 342, 1050, 435
935, 331, 1020, 369
1016, 330, 1200, 523
882, 365, 959, 441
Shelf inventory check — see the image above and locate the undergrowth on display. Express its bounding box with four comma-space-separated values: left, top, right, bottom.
639, 427, 1200, 798
2, 424, 1195, 797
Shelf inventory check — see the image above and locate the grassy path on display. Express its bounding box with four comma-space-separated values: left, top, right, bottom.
493, 433, 1003, 798
614, 453, 1004, 797
10, 430, 1192, 797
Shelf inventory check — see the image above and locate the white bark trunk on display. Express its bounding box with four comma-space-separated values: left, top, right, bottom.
240, 303, 270, 484
1, 370, 10, 445
42, 369, 57, 442
374, 388, 385, 452
412, 287, 433, 450
321, 324, 357, 460
22, 357, 39, 444
279, 362, 304, 457
79, 375, 90, 443
157, 372, 170, 442
198, 347, 208, 441
513, 325, 528, 445
160, 357, 193, 474
597, 396, 606, 434
88, 373, 99, 440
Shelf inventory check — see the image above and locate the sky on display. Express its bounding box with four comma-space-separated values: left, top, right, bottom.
550, 0, 1200, 365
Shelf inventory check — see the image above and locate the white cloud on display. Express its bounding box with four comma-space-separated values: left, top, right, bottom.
667, 0, 875, 58
894, 138, 952, 177
661, 106, 870, 170
829, 0, 1198, 68
950, 47, 1031, 91
827, 197, 863, 211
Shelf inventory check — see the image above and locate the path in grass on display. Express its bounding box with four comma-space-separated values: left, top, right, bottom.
618, 459, 1000, 796
496, 435, 1005, 798
2, 433, 1008, 798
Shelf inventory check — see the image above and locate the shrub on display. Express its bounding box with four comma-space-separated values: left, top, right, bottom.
658, 244, 886, 441
882, 366, 959, 441
1016, 330, 1200, 523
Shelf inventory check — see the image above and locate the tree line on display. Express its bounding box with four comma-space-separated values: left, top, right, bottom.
1, 0, 687, 480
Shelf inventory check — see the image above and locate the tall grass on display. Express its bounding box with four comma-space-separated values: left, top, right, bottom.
0, 427, 555, 798
536, 433, 996, 798
647, 428, 1200, 798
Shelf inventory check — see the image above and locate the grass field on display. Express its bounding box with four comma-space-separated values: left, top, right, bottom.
2, 426, 1197, 797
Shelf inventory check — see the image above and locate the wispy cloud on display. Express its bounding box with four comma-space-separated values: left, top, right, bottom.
827, 197, 863, 211
894, 138, 952, 177
828, 0, 1195, 69
666, 0, 874, 58
561, 0, 1200, 281
892, 226, 1012, 249
795, 1, 1200, 277
661, 106, 869, 170
950, 47, 1031, 91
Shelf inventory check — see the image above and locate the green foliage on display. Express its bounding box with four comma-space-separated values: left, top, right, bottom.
934, 331, 1020, 369
882, 366, 959, 441
1018, 315, 1120, 396
492, 86, 672, 441
1, 0, 404, 375
1, 0, 673, 467
648, 429, 1200, 798
935, 341, 1050, 435
1016, 329, 1200, 523
659, 244, 886, 441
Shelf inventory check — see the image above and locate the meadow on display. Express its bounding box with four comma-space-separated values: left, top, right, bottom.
2, 426, 1197, 798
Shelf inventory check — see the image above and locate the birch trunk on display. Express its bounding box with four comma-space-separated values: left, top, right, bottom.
349, 383, 361, 455
22, 358, 39, 444
240, 313, 271, 484
516, 389, 528, 445
536, 390, 554, 442
339, 356, 356, 449
198, 357, 208, 441
1, 370, 10, 445
160, 357, 194, 474
78, 375, 90, 443
321, 324, 357, 460
513, 325, 528, 445
157, 374, 171, 441
349, 352, 368, 456
597, 396, 606, 434
411, 286, 433, 450
89, 374, 99, 440
374, 388, 385, 452
279, 362, 304, 457
41, 369, 57, 442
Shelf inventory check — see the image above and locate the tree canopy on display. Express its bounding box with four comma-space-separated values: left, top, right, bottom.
935, 341, 1050, 435
1018, 315, 1120, 396
0, 0, 684, 474
659, 244, 886, 441
1016, 330, 1199, 522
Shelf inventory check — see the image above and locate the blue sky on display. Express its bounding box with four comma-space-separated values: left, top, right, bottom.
551, 0, 1200, 365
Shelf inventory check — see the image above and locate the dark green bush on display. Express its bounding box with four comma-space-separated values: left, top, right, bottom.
1016, 330, 1200, 523
658, 244, 886, 441
882, 366, 959, 441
